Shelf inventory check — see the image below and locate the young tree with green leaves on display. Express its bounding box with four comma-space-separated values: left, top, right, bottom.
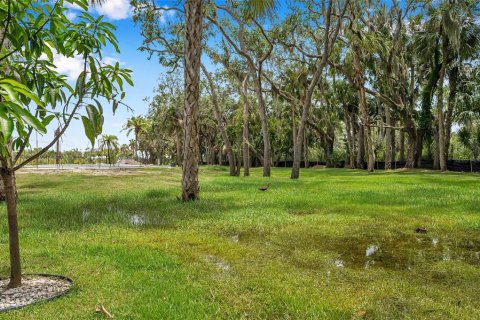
0, 0, 132, 287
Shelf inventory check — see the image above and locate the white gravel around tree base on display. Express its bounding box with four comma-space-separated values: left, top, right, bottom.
0, 275, 72, 312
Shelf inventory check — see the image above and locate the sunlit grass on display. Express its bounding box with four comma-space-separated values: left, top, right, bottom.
1, 167, 479, 319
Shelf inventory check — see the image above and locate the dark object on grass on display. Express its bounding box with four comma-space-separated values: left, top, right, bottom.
259, 183, 271, 191
415, 227, 428, 234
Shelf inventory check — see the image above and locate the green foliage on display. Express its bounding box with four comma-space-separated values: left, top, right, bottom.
0, 0, 133, 164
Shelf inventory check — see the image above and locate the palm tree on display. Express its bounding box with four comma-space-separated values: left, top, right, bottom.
100, 135, 119, 166
123, 116, 148, 162
181, 0, 278, 200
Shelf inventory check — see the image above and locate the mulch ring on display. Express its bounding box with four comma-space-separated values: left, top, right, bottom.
0, 274, 72, 312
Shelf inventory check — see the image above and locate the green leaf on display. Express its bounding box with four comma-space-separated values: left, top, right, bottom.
8, 103, 47, 134
112, 100, 119, 115
81, 115, 95, 147
0, 114, 14, 142
75, 70, 86, 96
42, 114, 56, 126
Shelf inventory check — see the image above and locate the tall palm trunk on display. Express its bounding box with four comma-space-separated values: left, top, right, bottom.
436, 38, 448, 172
445, 65, 458, 161
182, 0, 202, 200
107, 143, 111, 165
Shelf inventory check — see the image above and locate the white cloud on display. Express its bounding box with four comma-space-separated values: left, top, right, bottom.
63, 2, 83, 11
93, 0, 131, 20
47, 52, 125, 82
102, 56, 121, 66
159, 7, 176, 23
65, 10, 77, 21
52, 53, 85, 81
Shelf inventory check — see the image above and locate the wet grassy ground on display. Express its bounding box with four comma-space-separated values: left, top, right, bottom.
1, 167, 479, 319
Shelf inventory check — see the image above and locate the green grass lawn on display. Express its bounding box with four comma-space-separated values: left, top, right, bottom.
1, 167, 479, 319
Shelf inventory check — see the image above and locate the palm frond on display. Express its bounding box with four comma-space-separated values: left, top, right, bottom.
243, 0, 278, 19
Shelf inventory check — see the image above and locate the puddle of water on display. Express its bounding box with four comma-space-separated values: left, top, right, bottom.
230, 234, 240, 243
129, 214, 146, 226
204, 255, 232, 273
82, 209, 90, 224
223, 231, 267, 244
366, 245, 379, 257
443, 247, 451, 261
334, 259, 344, 268
277, 232, 480, 270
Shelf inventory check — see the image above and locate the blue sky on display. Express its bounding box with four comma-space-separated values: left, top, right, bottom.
38, 0, 169, 151
42, 0, 291, 151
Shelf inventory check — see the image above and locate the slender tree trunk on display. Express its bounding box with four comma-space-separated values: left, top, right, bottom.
218, 146, 223, 166
445, 66, 458, 161
242, 75, 250, 176
433, 127, 440, 170
235, 133, 242, 176
384, 104, 393, 170
201, 64, 236, 176
292, 105, 296, 160
251, 71, 271, 177
436, 39, 448, 172
325, 133, 335, 168
182, 0, 202, 200
399, 127, 405, 162
291, 66, 326, 178
357, 122, 365, 169
350, 110, 357, 168
175, 128, 182, 166
405, 121, 417, 169
391, 119, 396, 167
1, 168, 21, 288
0, 175, 5, 201
303, 131, 309, 168
344, 107, 354, 168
